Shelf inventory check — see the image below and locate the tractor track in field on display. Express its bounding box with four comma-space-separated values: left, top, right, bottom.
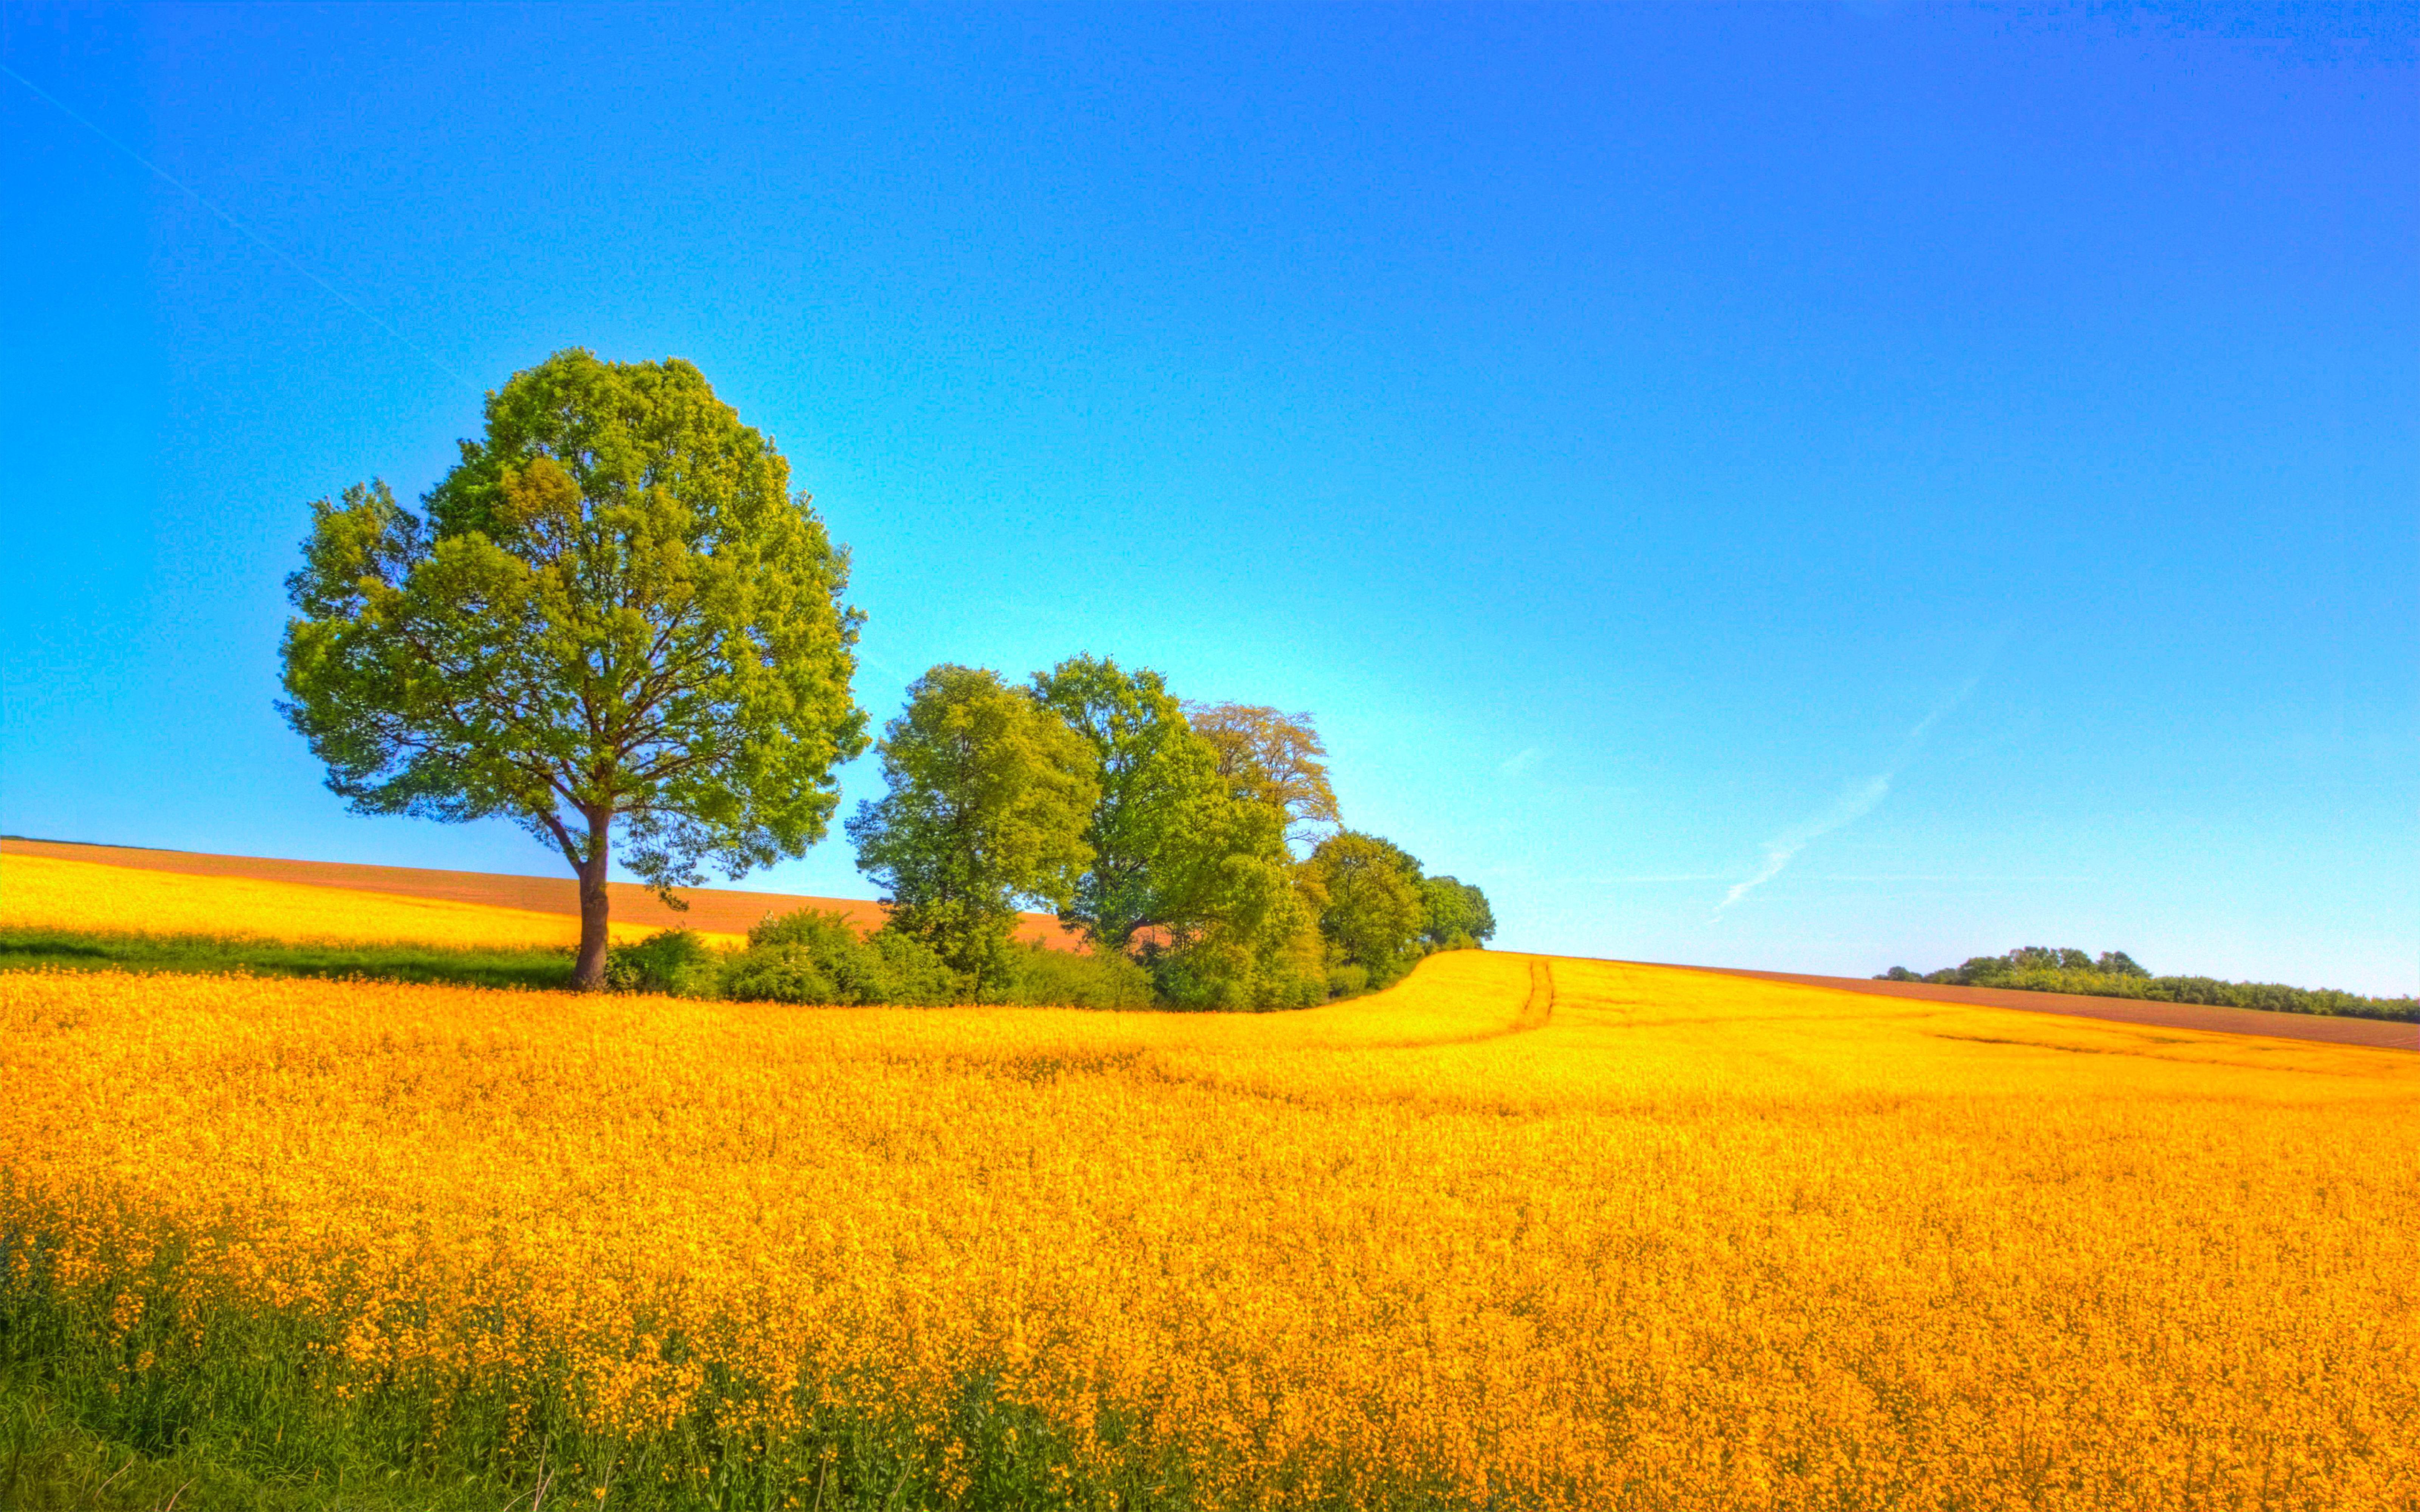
1354, 957, 1554, 1050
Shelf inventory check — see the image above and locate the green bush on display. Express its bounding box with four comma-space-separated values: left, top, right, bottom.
990, 939, 1153, 1008
1146, 937, 1326, 1012
720, 941, 842, 1005
723, 910, 962, 1006
861, 929, 965, 1005
1325, 962, 1370, 1000
604, 929, 721, 997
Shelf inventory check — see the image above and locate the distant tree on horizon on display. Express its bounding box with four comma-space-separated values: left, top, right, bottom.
279, 350, 867, 989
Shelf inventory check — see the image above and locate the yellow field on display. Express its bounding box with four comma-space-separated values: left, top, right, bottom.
3, 951, 2414, 1509
0, 852, 745, 950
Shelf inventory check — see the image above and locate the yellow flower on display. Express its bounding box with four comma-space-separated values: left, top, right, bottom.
3, 948, 2415, 1507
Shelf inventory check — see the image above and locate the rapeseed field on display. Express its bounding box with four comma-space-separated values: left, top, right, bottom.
0, 854, 742, 950
3, 937, 2415, 1507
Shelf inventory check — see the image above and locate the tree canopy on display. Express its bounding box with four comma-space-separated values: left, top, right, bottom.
847, 665, 1099, 995
1030, 655, 1233, 951
1419, 876, 1498, 950
1184, 703, 1340, 852
280, 349, 866, 988
1303, 830, 1430, 990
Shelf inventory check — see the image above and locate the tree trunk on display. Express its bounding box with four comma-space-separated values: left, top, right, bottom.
572, 815, 613, 990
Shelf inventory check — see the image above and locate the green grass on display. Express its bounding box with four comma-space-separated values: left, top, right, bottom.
0, 929, 576, 992
0, 1380, 500, 1511
0, 1224, 1314, 1512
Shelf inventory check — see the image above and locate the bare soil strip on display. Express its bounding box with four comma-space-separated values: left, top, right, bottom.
1516, 958, 1554, 1032
0, 837, 1081, 947
1700, 966, 2417, 1052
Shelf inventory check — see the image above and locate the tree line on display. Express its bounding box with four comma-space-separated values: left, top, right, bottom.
1879, 946, 2417, 1023
277, 349, 1489, 1002
846, 659, 1491, 1007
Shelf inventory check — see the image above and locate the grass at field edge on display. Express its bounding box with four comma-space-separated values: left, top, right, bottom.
0, 929, 577, 992
0, 1370, 496, 1512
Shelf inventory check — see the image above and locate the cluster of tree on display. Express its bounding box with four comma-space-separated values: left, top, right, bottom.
1880, 947, 2418, 1023
278, 349, 1491, 1002
846, 658, 1493, 1009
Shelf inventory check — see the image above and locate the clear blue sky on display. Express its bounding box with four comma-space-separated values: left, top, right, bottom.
5, 5, 2412, 991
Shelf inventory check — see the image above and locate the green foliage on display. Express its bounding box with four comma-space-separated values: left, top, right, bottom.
280, 350, 867, 987
723, 909, 962, 1005
848, 666, 1099, 997
1030, 656, 1234, 951
1146, 925, 1328, 1011
0, 928, 576, 990
0, 1230, 1210, 1511
1027, 658, 1340, 1012
1879, 946, 2418, 1022
0, 1371, 495, 1511
1418, 876, 1496, 951
1304, 831, 1428, 990
603, 929, 721, 997
1137, 845, 1327, 1011
989, 938, 1155, 1008
1181, 703, 1341, 854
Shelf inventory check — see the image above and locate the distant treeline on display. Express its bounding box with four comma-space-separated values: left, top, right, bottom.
1879, 947, 2418, 1024
613, 654, 1495, 1010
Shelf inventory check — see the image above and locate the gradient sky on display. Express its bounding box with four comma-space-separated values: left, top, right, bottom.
5, 4, 2413, 991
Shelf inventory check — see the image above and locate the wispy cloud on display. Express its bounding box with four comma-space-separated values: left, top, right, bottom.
1598, 874, 1733, 884
1498, 748, 1544, 779
1714, 677, 1979, 917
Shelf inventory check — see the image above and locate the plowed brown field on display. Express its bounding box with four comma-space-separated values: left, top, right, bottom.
0, 835, 1081, 947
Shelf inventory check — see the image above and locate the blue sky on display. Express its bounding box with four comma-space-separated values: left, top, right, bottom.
4, 4, 2413, 991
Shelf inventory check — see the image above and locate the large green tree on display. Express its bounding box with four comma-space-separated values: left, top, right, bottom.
1184, 702, 1341, 853
281, 350, 867, 988
1419, 876, 1497, 950
1305, 830, 1429, 989
848, 665, 1098, 996
1030, 655, 1236, 951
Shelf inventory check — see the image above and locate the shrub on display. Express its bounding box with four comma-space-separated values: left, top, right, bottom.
1147, 935, 1327, 1012
863, 928, 967, 1005
991, 939, 1153, 1009
1326, 962, 1370, 1000
604, 930, 721, 998
720, 942, 843, 1005
723, 909, 962, 1006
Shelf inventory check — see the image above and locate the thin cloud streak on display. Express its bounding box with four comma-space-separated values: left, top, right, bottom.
1, 63, 479, 395
1589, 874, 1734, 884
1714, 677, 1980, 917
